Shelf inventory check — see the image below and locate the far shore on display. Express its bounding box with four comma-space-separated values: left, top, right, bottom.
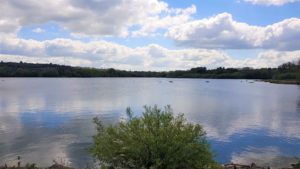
263, 79, 300, 85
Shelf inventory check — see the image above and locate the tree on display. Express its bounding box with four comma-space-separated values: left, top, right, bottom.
90, 106, 216, 169
190, 67, 207, 73
278, 62, 297, 72
38, 68, 59, 77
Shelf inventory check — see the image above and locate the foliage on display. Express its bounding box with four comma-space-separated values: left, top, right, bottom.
90, 106, 216, 169
0, 60, 299, 81
24, 163, 38, 169
292, 161, 300, 169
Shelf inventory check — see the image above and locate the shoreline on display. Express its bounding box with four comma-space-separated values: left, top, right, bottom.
1, 162, 299, 169
263, 79, 300, 85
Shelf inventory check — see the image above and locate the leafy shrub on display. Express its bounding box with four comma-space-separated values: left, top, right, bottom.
90, 106, 216, 169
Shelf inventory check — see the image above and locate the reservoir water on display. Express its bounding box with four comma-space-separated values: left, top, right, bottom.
0, 78, 299, 168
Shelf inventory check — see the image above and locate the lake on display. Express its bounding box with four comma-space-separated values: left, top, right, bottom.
0, 78, 299, 168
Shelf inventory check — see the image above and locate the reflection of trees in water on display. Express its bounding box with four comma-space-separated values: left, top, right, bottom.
297, 97, 300, 112
298, 86, 300, 112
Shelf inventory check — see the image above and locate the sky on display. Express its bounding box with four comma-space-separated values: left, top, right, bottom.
0, 0, 300, 71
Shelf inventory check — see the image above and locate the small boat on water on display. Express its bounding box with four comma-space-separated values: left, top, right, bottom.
169, 80, 173, 83
206, 81, 210, 83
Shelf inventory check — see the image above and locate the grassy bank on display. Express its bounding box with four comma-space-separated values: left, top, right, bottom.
1, 162, 300, 169
0, 163, 74, 169
264, 79, 300, 85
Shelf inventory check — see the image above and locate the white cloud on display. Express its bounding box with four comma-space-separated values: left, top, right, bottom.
32, 27, 45, 33
1, 36, 300, 71
242, 0, 299, 6
0, 35, 45, 57
131, 5, 196, 37
166, 13, 300, 51
220, 50, 300, 68
0, 18, 20, 34
0, 0, 195, 37
0, 36, 228, 70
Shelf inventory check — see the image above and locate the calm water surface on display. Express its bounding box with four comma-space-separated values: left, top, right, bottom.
0, 78, 299, 168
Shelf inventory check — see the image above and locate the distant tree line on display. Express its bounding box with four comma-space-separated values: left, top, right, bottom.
0, 60, 299, 80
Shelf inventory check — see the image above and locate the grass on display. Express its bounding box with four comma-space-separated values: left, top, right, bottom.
264, 79, 300, 85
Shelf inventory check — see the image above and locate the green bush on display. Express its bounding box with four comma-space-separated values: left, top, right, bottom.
90, 106, 216, 169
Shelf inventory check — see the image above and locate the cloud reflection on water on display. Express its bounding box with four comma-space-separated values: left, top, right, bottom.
0, 78, 299, 167
231, 146, 300, 168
